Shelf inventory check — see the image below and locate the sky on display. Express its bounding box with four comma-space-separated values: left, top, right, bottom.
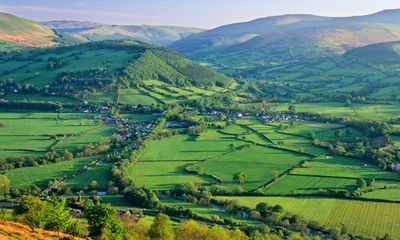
1, 0, 400, 28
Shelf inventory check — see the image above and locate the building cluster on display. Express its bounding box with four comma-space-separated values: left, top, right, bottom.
256, 112, 312, 122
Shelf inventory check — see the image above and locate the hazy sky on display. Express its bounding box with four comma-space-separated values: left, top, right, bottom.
1, 0, 400, 28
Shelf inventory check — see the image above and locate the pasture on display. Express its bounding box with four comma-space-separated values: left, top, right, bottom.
0, 111, 113, 157
217, 196, 400, 238
128, 161, 213, 190
274, 102, 400, 120
291, 156, 400, 181
5, 155, 100, 188
264, 174, 357, 195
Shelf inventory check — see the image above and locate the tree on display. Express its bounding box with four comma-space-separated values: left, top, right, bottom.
44, 198, 71, 233
175, 220, 208, 240
357, 178, 367, 189
88, 180, 98, 191
149, 213, 174, 240
334, 129, 343, 139
345, 128, 353, 136
62, 149, 73, 160
0, 175, 10, 197
85, 204, 125, 240
288, 104, 296, 113
228, 143, 235, 152
308, 132, 316, 140
15, 196, 47, 229
233, 172, 247, 185
272, 171, 279, 181
255, 202, 269, 217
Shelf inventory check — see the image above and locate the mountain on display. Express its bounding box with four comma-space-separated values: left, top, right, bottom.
170, 9, 400, 58
224, 23, 400, 60
42, 21, 205, 46
0, 12, 57, 47
346, 41, 400, 63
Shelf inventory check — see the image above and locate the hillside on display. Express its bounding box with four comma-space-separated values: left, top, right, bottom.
43, 21, 205, 46
0, 219, 83, 240
0, 40, 233, 104
0, 13, 57, 47
223, 22, 400, 60
346, 40, 400, 63
170, 9, 400, 58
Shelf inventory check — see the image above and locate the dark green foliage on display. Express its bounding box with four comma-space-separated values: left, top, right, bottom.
85, 203, 125, 240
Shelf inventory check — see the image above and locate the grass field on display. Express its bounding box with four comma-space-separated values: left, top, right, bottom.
161, 198, 260, 225
5, 155, 100, 188
191, 145, 309, 190
65, 162, 111, 190
128, 161, 214, 190
264, 174, 357, 195
0, 112, 113, 157
275, 102, 400, 120
137, 130, 244, 161
217, 196, 400, 238
291, 156, 400, 181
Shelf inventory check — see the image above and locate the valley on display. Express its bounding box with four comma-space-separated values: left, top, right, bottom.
0, 6, 400, 240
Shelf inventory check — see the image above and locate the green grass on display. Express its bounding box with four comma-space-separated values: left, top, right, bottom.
264, 174, 357, 195
0, 112, 113, 158
119, 89, 160, 105
161, 198, 260, 225
363, 189, 400, 201
65, 162, 111, 191
190, 144, 309, 190
5, 155, 100, 188
216, 196, 400, 238
292, 156, 400, 181
138, 130, 244, 161
275, 102, 400, 120
128, 161, 214, 190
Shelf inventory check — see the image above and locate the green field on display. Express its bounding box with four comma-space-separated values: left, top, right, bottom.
137, 130, 244, 161
5, 155, 101, 188
217, 196, 400, 238
291, 156, 400, 181
190, 145, 309, 190
275, 102, 400, 120
0, 112, 113, 157
264, 174, 357, 195
128, 161, 214, 190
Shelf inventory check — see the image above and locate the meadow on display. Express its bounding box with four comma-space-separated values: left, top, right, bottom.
217, 196, 400, 238
264, 174, 357, 195
274, 102, 400, 120
5, 155, 100, 188
0, 111, 113, 158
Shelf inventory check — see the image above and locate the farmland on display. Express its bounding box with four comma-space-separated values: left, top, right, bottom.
216, 196, 400, 238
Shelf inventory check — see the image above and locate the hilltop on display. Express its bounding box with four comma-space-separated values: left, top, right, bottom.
170, 9, 400, 58
0, 13, 57, 47
42, 20, 205, 46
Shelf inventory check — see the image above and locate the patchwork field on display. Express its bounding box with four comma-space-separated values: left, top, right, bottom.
275, 102, 400, 120
217, 196, 400, 238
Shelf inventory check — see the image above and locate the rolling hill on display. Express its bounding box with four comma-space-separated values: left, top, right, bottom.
346, 40, 400, 63
0, 40, 233, 104
170, 9, 400, 58
0, 13, 57, 47
42, 20, 205, 46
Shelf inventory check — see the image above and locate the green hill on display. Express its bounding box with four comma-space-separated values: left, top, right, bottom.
346, 41, 400, 63
43, 21, 205, 46
0, 40, 233, 104
0, 12, 57, 47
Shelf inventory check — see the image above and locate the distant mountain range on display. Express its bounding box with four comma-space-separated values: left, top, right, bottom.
41, 20, 205, 46
170, 9, 400, 59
